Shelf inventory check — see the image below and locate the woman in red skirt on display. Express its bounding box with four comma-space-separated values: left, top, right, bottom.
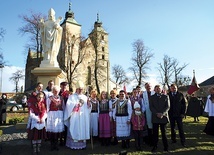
27, 92, 47, 154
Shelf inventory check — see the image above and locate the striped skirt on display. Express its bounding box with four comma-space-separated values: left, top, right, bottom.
99, 113, 111, 138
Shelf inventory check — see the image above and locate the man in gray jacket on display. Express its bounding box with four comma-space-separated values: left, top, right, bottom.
150, 85, 170, 152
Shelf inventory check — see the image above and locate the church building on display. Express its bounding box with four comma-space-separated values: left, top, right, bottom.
25, 3, 116, 94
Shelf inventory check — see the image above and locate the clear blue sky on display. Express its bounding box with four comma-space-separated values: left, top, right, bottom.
0, 0, 214, 92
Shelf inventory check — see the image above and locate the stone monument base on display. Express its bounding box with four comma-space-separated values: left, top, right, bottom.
40, 59, 59, 68
31, 67, 66, 86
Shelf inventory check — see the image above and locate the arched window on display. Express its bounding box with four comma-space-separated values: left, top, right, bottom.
102, 54, 105, 59
101, 35, 104, 40
87, 66, 91, 85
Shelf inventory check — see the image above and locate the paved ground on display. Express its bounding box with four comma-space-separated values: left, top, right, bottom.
0, 125, 145, 155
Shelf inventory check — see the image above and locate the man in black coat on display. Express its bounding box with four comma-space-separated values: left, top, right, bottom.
150, 85, 170, 152
168, 84, 187, 147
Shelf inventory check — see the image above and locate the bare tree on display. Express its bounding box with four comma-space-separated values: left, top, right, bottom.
18, 10, 46, 64
89, 21, 109, 94
9, 70, 25, 93
129, 39, 154, 86
157, 55, 176, 89
62, 31, 88, 89
0, 52, 6, 93
89, 32, 101, 94
177, 75, 191, 87
0, 28, 6, 54
173, 60, 188, 86
0, 28, 6, 42
112, 64, 129, 88
0, 53, 6, 66
157, 54, 188, 89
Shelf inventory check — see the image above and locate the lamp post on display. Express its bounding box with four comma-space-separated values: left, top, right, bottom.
0, 64, 4, 93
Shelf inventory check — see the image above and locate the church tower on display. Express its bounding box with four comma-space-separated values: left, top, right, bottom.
57, 3, 110, 93
58, 2, 81, 72
88, 13, 110, 93
58, 3, 83, 88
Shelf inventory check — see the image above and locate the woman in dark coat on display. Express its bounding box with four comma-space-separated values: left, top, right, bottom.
186, 94, 204, 122
0, 93, 7, 125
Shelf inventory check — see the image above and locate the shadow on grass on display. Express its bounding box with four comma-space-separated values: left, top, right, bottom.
1, 116, 214, 155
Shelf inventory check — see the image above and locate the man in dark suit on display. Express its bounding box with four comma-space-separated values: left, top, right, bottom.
150, 85, 170, 152
168, 84, 187, 147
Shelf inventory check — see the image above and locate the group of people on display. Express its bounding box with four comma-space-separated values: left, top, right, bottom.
26, 79, 214, 154
26, 80, 71, 154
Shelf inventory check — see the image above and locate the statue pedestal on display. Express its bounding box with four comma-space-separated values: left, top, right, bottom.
31, 67, 66, 86
40, 59, 59, 67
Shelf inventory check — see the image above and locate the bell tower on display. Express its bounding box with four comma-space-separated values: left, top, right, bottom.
89, 13, 110, 93
58, 2, 81, 72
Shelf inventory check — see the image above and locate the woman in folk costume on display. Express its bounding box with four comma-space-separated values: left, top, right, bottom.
64, 80, 92, 150
46, 85, 65, 151
130, 88, 142, 110
109, 89, 118, 145
58, 81, 70, 146
113, 90, 132, 148
98, 91, 111, 146
129, 88, 143, 140
88, 90, 99, 139
27, 92, 47, 155
27, 82, 44, 109
131, 102, 146, 151
204, 86, 214, 136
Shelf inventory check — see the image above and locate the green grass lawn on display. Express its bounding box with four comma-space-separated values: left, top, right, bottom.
6, 111, 28, 124
128, 116, 214, 155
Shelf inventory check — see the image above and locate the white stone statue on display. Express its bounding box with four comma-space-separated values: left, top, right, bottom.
39, 8, 63, 67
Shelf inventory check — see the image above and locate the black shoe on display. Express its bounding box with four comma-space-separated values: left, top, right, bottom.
181, 143, 186, 147
151, 146, 157, 152
125, 143, 130, 148
111, 140, 118, 145
121, 141, 126, 148
59, 142, 64, 146
136, 147, 142, 151
163, 148, 169, 152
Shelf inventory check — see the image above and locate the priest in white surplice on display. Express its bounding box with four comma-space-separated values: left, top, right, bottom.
64, 81, 91, 150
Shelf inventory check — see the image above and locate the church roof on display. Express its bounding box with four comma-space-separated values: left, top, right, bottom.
89, 13, 107, 34
61, 2, 81, 26
199, 76, 214, 86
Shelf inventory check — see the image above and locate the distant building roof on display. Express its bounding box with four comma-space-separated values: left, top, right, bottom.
178, 85, 189, 91
199, 76, 214, 86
